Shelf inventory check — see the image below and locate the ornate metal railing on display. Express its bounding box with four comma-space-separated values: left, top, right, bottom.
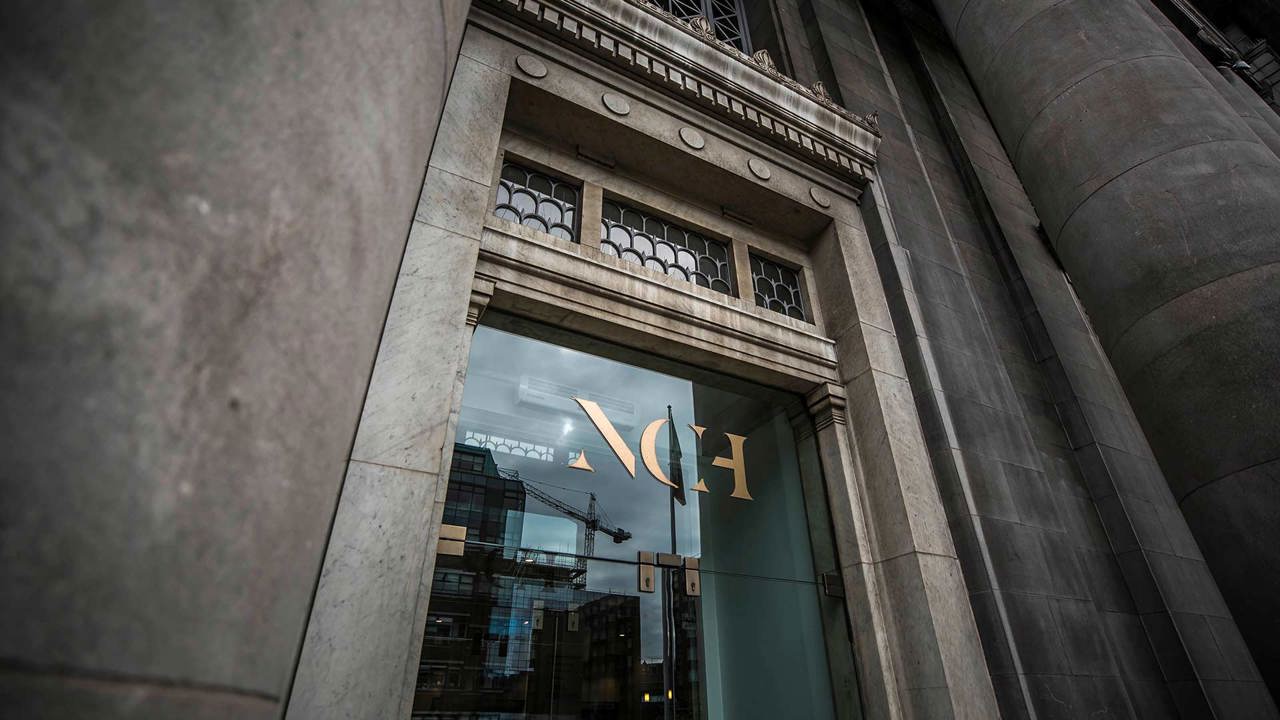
600, 199, 735, 295
494, 161, 580, 242
750, 253, 808, 321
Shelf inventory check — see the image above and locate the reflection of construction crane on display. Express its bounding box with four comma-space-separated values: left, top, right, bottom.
497, 466, 631, 585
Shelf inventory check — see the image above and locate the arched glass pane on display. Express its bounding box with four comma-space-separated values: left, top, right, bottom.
607, 224, 632, 249
491, 161, 581, 243
537, 200, 563, 225
750, 253, 809, 322
655, 241, 677, 264
632, 233, 654, 257
598, 199, 733, 297
527, 174, 553, 196
553, 184, 577, 205
511, 189, 537, 215
676, 249, 697, 271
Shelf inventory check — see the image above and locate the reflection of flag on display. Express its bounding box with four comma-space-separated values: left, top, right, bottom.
667, 405, 686, 506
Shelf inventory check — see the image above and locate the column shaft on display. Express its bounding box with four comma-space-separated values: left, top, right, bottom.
0, 2, 469, 716
931, 0, 1280, 706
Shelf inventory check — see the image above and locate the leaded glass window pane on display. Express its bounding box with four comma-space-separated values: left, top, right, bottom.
600, 199, 734, 295
750, 253, 809, 321
708, 0, 748, 51
655, 0, 752, 53
494, 161, 580, 242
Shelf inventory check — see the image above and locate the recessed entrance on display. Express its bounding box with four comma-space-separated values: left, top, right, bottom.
411, 318, 855, 719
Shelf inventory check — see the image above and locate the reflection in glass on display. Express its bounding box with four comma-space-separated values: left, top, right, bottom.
413, 322, 843, 719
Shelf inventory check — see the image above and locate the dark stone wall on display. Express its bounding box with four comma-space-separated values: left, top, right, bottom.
0, 1, 468, 717
925, 0, 1280, 707
789, 0, 1278, 716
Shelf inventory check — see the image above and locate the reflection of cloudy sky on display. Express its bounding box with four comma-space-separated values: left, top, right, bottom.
460, 327, 709, 657
460, 326, 705, 563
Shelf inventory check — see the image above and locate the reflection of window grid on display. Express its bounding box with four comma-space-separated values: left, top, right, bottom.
462, 430, 554, 462
431, 570, 475, 597
444, 480, 483, 517
494, 161, 579, 242
600, 199, 734, 295
750, 253, 809, 321
453, 452, 484, 473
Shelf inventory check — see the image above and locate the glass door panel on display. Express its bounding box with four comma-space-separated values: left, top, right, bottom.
413, 547, 835, 720
453, 325, 820, 581
414, 319, 853, 719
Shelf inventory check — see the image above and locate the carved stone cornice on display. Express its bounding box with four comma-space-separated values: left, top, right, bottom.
806, 382, 848, 432
478, 0, 880, 185
624, 0, 878, 127
467, 275, 497, 327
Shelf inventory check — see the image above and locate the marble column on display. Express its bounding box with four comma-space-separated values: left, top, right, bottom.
285, 48, 509, 719
929, 0, 1280, 706
0, 2, 469, 717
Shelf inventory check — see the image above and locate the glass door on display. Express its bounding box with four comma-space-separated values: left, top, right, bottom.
412, 319, 855, 719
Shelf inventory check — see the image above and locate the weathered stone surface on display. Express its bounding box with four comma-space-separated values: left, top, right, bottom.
286, 35, 502, 716
0, 669, 277, 720
0, 0, 468, 715
1139, 0, 1280, 158
284, 462, 446, 720
930, 0, 1280, 705
348, 226, 484, 476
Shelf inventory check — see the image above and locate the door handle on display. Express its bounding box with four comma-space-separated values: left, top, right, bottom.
638, 551, 656, 593
683, 557, 701, 597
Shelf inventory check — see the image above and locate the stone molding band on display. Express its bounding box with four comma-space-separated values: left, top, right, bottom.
478, 0, 880, 187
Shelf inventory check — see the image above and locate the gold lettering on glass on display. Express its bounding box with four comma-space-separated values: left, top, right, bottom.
711, 432, 752, 500
567, 450, 595, 472
573, 397, 636, 477
572, 398, 751, 500
640, 418, 682, 491
687, 424, 711, 493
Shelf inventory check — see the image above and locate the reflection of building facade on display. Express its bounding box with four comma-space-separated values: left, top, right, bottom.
414, 446, 645, 719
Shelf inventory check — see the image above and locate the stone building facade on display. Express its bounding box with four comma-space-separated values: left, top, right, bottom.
4, 0, 1280, 718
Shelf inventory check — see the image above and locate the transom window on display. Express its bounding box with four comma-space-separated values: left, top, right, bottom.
600, 199, 735, 295
751, 253, 808, 321
489, 142, 818, 326
494, 161, 580, 242
656, 0, 752, 53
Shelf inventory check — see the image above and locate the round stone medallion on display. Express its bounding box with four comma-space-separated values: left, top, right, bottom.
602, 92, 631, 116
748, 157, 771, 181
515, 54, 548, 78
810, 186, 833, 208
678, 126, 706, 150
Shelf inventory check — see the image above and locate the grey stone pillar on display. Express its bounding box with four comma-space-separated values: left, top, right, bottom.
0, 2, 468, 717
285, 48, 509, 719
930, 0, 1280, 701
1139, 0, 1280, 158
1217, 64, 1280, 154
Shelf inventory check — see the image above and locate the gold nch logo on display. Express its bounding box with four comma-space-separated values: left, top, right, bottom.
568, 397, 752, 501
